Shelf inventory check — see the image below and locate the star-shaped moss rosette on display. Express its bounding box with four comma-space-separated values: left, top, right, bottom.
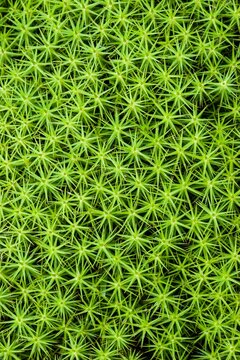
0, 0, 239, 359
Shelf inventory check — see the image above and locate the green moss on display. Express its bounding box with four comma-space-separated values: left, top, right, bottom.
0, 0, 239, 358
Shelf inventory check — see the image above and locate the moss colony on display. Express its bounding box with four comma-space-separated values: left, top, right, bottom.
0, 0, 239, 359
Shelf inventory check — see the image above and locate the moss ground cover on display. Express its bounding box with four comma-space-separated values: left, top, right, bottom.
0, 0, 239, 359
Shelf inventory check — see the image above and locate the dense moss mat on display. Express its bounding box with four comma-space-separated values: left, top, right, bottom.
0, 0, 239, 359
